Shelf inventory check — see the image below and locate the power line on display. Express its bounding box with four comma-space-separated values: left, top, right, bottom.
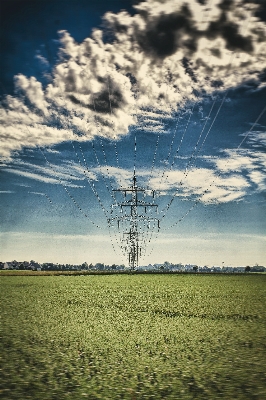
164, 104, 266, 230
52, 97, 110, 218
3, 97, 104, 229
160, 96, 218, 217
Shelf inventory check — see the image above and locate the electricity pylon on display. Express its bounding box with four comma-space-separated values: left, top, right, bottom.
110, 170, 160, 270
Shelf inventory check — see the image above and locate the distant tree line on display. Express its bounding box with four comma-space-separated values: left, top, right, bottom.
0, 260, 265, 273
0, 260, 126, 271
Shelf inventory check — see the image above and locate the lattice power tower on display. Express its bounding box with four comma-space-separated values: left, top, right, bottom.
110, 170, 160, 270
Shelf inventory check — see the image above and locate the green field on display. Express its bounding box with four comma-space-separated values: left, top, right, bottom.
1, 274, 265, 399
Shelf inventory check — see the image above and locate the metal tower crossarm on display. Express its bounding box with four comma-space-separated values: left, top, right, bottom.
111, 172, 160, 270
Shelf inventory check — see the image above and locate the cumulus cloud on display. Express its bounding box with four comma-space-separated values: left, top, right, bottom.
14, 75, 49, 114
216, 145, 266, 192
148, 166, 250, 203
1, 0, 266, 157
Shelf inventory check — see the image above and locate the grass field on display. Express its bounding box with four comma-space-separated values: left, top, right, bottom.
1, 274, 265, 399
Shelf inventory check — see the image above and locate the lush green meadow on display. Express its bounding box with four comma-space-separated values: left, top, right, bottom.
1, 274, 265, 399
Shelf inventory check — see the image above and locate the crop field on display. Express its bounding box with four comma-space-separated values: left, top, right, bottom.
1, 274, 266, 399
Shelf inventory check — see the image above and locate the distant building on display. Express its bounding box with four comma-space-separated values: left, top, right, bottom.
29, 261, 41, 271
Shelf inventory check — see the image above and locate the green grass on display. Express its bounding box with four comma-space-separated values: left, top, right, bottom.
1, 274, 265, 399
0, 270, 128, 276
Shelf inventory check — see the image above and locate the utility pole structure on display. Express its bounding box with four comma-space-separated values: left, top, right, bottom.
110, 170, 160, 270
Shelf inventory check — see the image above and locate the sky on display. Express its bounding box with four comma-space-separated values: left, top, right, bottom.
0, 0, 266, 267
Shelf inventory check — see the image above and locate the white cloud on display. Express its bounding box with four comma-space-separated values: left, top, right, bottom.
87, 162, 252, 204
248, 169, 266, 190
45, 148, 60, 154
0, 0, 265, 157
149, 166, 250, 203
3, 168, 69, 186
246, 130, 266, 147
215, 145, 266, 192
2, 159, 90, 187
35, 54, 50, 68
14, 75, 48, 114
3, 137, 264, 203
94, 165, 133, 188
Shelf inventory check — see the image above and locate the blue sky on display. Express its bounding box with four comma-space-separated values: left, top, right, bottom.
1, 0, 266, 266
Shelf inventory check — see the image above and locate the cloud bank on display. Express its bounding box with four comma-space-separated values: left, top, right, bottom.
1, 0, 266, 157
4, 136, 265, 204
